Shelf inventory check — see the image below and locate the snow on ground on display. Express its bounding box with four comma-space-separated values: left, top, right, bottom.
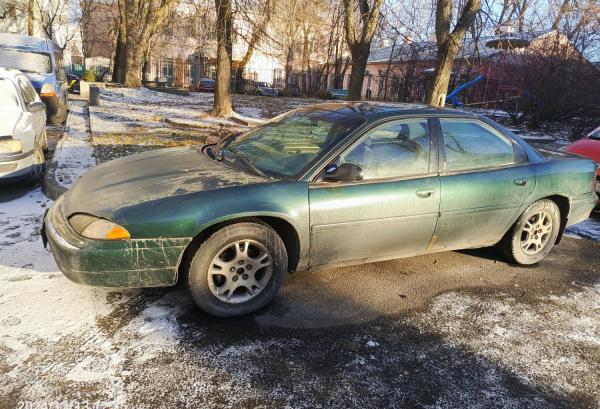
53, 100, 96, 190
565, 214, 600, 241
409, 284, 600, 404
89, 87, 321, 137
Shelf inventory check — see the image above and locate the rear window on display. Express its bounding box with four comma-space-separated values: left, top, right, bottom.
0, 79, 20, 108
0, 49, 52, 74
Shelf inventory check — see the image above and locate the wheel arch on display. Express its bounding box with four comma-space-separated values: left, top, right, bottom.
176, 214, 302, 285
546, 194, 570, 244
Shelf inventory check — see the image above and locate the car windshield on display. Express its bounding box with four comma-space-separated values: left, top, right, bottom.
0, 49, 52, 74
589, 127, 600, 141
225, 108, 365, 178
0, 79, 19, 108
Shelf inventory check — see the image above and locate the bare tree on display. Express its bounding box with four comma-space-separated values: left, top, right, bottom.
109, 0, 178, 87
212, 0, 234, 116
424, 0, 481, 107
28, 0, 34, 35
342, 0, 383, 100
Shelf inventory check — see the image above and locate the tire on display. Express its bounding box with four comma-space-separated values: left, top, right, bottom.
23, 147, 45, 186
188, 222, 287, 317
499, 199, 561, 265
40, 129, 49, 151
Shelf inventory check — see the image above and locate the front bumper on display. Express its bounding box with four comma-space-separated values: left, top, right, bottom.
43, 196, 192, 288
0, 149, 39, 182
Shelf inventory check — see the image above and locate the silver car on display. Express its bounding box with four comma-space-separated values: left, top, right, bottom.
0, 68, 47, 183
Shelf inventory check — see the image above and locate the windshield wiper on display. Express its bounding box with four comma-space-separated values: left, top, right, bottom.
228, 149, 266, 177
215, 134, 236, 160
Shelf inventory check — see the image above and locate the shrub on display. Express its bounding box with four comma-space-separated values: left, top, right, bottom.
313, 89, 332, 100
82, 69, 97, 82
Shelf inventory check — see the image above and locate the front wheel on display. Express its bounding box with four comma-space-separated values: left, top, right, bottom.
188, 222, 287, 317
499, 199, 561, 265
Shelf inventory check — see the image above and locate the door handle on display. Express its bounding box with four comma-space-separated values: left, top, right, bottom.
514, 178, 528, 186
416, 188, 435, 198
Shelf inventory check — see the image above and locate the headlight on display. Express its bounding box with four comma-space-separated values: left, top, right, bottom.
0, 139, 23, 154
69, 213, 130, 240
40, 83, 56, 97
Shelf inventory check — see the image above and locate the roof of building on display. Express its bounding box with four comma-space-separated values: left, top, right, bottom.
368, 32, 544, 64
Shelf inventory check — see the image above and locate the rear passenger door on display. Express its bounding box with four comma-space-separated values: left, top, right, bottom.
431, 117, 535, 251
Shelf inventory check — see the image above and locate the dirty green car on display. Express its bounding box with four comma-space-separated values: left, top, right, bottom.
44, 103, 597, 316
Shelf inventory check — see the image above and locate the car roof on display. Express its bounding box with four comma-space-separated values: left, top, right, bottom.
301, 101, 478, 121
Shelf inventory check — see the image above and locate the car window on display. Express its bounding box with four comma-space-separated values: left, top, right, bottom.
440, 119, 517, 171
54, 50, 66, 80
340, 119, 431, 180
17, 77, 38, 104
0, 79, 20, 108
226, 109, 365, 178
0, 49, 52, 74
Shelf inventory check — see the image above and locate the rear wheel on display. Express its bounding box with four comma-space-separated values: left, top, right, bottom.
499, 199, 560, 265
188, 222, 287, 317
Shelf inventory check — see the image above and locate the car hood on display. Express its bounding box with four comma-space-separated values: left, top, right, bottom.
0, 110, 18, 136
63, 146, 268, 218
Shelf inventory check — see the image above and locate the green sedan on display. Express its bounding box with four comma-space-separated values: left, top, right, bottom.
43, 103, 597, 316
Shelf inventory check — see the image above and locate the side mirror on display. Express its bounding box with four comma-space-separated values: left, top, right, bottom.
28, 101, 46, 112
322, 162, 364, 182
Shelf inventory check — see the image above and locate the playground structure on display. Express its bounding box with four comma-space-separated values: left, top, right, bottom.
444, 36, 532, 110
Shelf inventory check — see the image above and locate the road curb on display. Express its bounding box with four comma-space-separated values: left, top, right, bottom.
42, 99, 94, 200
42, 153, 67, 200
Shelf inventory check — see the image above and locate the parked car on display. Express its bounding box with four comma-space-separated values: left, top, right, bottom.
190, 78, 215, 92
565, 125, 600, 200
0, 33, 68, 124
245, 80, 278, 96
43, 103, 597, 317
66, 74, 80, 94
0, 68, 47, 183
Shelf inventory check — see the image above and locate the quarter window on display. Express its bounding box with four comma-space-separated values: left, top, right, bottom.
17, 77, 38, 104
440, 119, 517, 171
341, 119, 430, 180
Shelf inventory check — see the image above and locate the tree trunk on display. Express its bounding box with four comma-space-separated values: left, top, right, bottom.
347, 43, 369, 100
212, 0, 233, 117
112, 31, 127, 83
301, 28, 309, 94
27, 0, 34, 36
112, 1, 127, 83
425, 0, 480, 107
342, 0, 383, 100
123, 45, 142, 87
425, 41, 457, 106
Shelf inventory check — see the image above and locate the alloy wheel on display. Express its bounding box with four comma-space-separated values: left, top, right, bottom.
520, 210, 553, 255
207, 240, 272, 303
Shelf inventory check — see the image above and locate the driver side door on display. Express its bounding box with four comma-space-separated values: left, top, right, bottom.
308, 118, 440, 266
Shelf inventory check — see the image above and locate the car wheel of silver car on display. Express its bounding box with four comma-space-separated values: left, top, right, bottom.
26, 146, 45, 184
41, 129, 49, 151
188, 222, 287, 317
500, 199, 561, 265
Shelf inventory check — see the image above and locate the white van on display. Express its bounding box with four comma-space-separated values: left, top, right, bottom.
0, 68, 47, 183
